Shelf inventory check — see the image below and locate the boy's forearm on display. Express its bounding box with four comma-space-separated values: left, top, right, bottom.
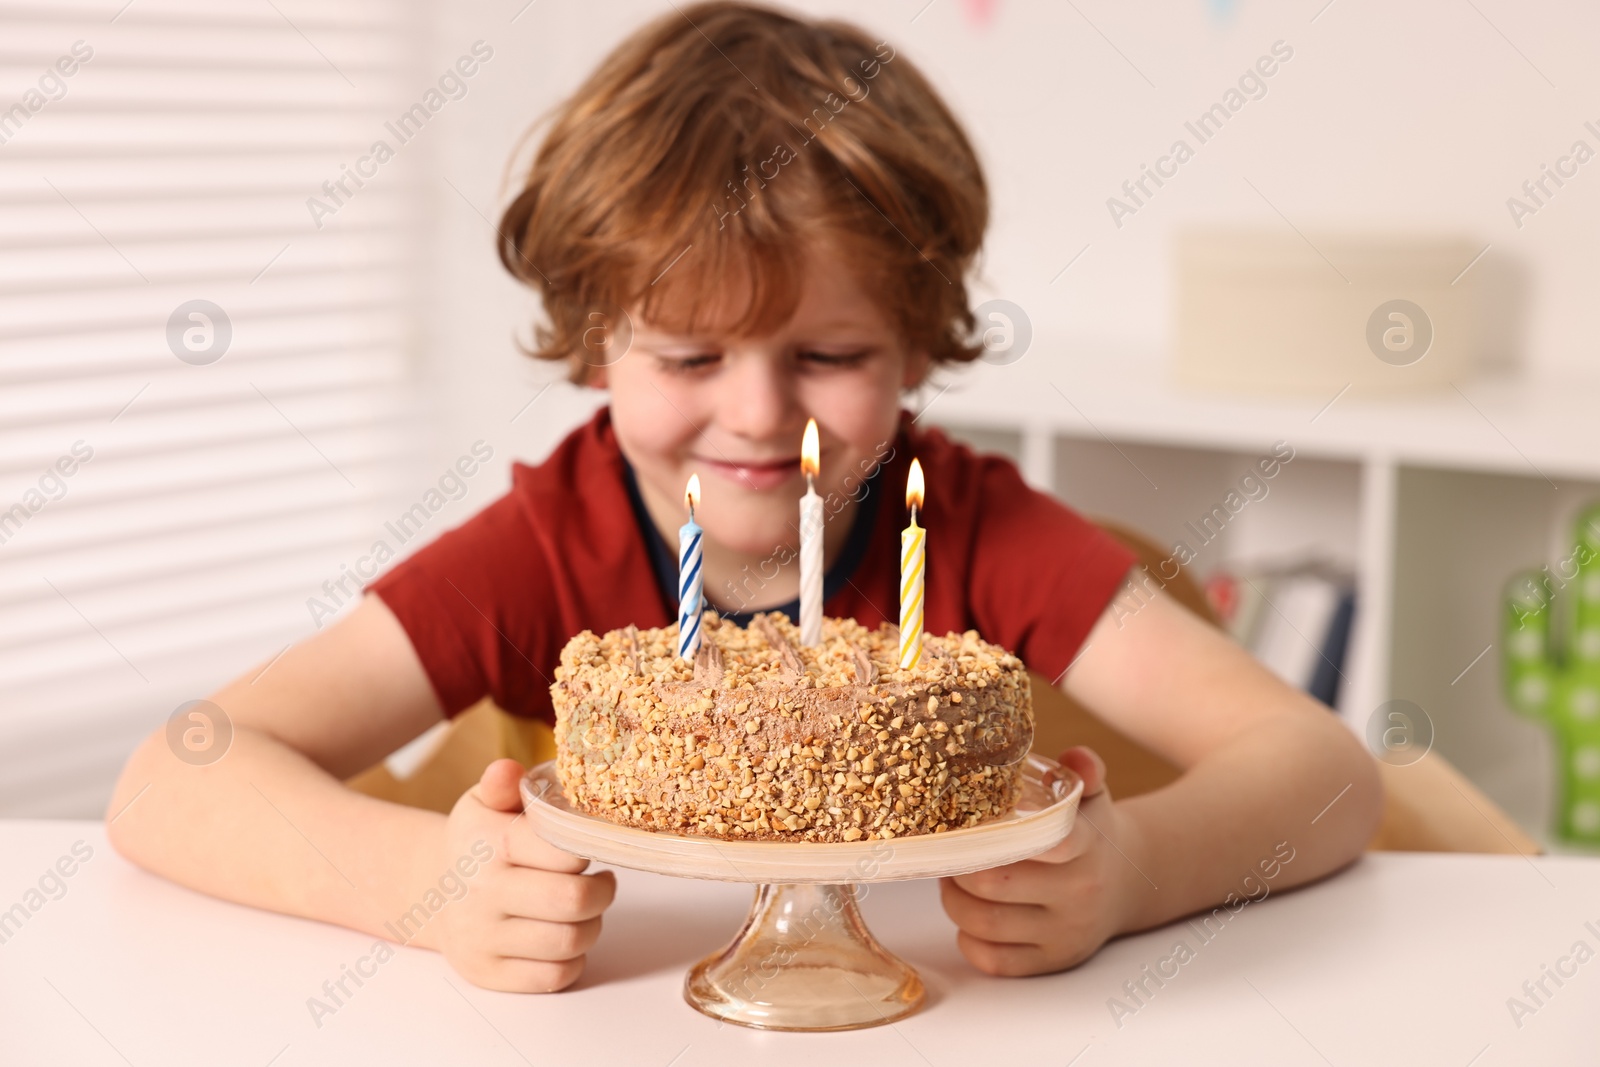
107, 725, 452, 949
1109, 710, 1384, 935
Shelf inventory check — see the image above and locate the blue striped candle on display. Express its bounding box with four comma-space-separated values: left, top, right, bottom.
678, 474, 704, 659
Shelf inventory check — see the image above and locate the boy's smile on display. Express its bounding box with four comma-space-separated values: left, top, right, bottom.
693, 453, 802, 492
591, 239, 928, 610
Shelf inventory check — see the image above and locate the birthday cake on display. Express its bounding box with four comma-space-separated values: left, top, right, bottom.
550, 611, 1034, 842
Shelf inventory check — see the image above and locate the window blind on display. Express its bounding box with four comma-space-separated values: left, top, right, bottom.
0, 0, 426, 815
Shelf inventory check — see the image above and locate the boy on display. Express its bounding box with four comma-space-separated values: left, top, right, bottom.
108, 2, 1381, 993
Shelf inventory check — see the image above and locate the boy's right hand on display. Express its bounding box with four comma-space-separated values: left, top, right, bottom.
437, 758, 617, 992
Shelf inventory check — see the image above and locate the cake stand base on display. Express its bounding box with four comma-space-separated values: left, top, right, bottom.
684, 882, 923, 1031
520, 755, 1082, 1033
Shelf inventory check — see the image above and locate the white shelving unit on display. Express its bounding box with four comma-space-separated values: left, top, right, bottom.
923, 345, 1600, 846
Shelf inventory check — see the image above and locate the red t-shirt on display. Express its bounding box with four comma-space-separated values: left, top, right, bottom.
368, 406, 1136, 723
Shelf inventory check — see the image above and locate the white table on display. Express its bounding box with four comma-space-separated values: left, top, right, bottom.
1, 821, 1596, 1065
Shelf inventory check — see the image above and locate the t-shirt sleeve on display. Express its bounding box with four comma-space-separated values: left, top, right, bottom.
366, 488, 558, 721
967, 457, 1136, 686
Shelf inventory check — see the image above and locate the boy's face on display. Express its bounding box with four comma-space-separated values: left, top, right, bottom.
598, 241, 926, 556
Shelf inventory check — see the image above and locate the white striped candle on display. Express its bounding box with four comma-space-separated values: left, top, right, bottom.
798, 418, 823, 647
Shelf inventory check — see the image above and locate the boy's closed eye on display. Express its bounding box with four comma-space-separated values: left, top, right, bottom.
799, 349, 872, 369
652, 348, 875, 375
654, 352, 718, 374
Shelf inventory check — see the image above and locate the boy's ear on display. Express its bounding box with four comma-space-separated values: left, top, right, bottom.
586, 362, 609, 389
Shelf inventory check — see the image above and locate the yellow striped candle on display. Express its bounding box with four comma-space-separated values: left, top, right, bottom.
899, 458, 925, 669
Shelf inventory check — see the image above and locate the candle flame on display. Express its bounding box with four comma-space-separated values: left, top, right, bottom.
685, 473, 700, 511
800, 418, 819, 478
906, 457, 925, 510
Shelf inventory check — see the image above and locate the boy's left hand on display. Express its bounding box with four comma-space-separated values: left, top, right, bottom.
938, 746, 1137, 976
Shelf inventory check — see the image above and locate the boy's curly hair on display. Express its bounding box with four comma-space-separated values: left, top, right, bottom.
497, 1, 989, 383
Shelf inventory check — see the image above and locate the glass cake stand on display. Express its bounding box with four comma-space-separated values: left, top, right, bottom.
519, 754, 1082, 1032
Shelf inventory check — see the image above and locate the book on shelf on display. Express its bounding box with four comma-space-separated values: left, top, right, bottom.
1205, 562, 1356, 709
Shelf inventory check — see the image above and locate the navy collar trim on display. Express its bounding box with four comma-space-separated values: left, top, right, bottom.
620, 455, 885, 629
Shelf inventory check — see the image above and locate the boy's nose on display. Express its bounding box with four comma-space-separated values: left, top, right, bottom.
716, 351, 802, 444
